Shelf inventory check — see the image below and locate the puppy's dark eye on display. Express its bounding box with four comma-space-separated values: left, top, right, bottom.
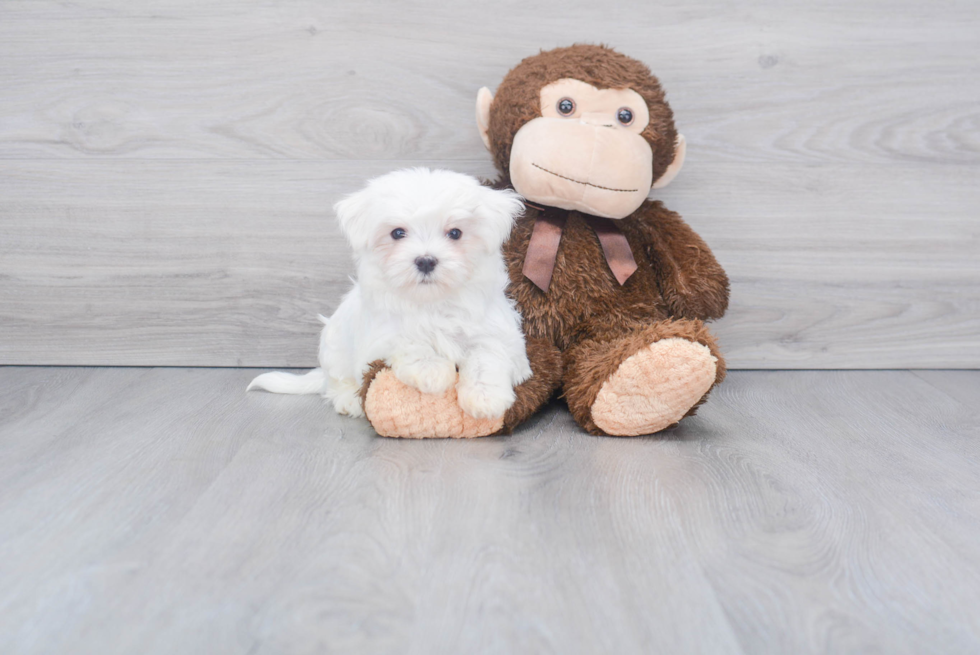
617, 107, 634, 125
447, 228, 462, 240
391, 228, 406, 240
557, 98, 575, 116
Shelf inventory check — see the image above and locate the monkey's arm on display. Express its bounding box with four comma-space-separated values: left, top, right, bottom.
636, 201, 729, 321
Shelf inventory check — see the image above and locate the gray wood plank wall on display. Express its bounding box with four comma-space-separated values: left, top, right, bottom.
1, 1, 977, 367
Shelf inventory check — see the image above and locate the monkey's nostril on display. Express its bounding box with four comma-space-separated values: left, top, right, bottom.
414, 256, 438, 274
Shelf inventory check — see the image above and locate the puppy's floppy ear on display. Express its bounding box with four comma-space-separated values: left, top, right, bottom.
333, 188, 374, 252
474, 186, 524, 248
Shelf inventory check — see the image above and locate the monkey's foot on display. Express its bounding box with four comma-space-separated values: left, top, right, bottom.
590, 337, 717, 436
362, 368, 503, 438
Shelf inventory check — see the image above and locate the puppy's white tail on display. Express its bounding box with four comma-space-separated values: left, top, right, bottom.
247, 368, 326, 395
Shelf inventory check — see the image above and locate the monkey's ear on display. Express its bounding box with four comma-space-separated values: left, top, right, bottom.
652, 134, 686, 189
476, 87, 494, 151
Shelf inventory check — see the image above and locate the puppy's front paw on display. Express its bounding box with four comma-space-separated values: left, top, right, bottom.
391, 356, 457, 395
456, 381, 516, 420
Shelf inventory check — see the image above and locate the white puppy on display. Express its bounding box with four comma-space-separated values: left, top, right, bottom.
248, 168, 532, 420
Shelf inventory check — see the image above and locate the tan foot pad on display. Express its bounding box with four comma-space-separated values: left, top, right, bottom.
364, 369, 503, 438
591, 337, 717, 436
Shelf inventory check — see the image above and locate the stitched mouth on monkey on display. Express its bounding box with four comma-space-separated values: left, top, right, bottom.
530, 162, 638, 194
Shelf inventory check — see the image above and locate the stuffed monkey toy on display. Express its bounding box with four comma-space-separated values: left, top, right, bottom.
360, 44, 729, 437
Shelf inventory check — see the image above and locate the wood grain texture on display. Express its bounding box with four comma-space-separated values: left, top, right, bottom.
1, 367, 978, 654
1, 0, 978, 367
1, 1, 976, 164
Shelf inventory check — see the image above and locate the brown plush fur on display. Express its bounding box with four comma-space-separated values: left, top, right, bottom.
360, 44, 729, 438
500, 337, 564, 433
502, 202, 729, 351
487, 44, 678, 187
490, 45, 730, 435
488, 201, 729, 436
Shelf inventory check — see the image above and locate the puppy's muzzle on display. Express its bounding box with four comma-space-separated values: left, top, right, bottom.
414, 256, 438, 275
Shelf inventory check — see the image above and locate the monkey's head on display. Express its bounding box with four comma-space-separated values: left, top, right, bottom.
476, 45, 685, 220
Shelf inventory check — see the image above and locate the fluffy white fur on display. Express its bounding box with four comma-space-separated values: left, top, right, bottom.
248, 168, 532, 420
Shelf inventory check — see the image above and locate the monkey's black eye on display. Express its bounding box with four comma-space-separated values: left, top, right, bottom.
391, 228, 406, 240
617, 107, 634, 126
447, 228, 462, 240
557, 98, 575, 116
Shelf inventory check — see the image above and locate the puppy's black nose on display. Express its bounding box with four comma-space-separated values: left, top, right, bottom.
415, 256, 438, 274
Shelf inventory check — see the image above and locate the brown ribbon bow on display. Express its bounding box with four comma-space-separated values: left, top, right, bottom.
522, 204, 638, 293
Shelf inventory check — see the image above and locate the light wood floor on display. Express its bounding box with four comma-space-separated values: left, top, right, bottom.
1, 367, 977, 654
